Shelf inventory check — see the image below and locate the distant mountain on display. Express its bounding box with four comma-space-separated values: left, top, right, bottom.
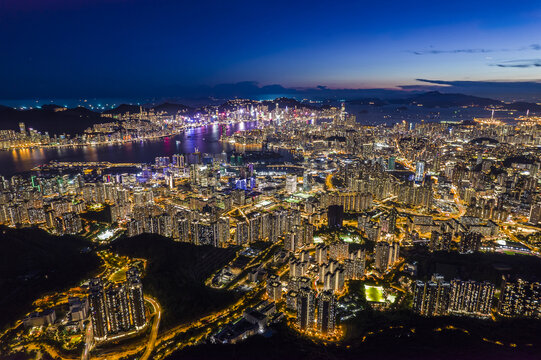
347, 98, 388, 106
40, 104, 65, 111
261, 97, 318, 110
395, 91, 500, 108
103, 104, 141, 115
218, 99, 259, 112
349, 91, 541, 112
153, 102, 192, 115
0, 105, 108, 136
104, 103, 193, 116
503, 101, 541, 112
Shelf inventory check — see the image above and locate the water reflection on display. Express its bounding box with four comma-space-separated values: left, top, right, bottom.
0, 121, 259, 176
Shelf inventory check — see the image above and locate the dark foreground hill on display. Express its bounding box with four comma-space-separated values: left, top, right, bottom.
0, 227, 100, 330
0, 105, 109, 136
110, 234, 239, 330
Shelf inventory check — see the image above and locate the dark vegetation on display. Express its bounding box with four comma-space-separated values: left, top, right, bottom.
110, 234, 239, 330
407, 247, 541, 283
167, 316, 541, 360
2, 350, 56, 360
470, 137, 499, 144
0, 226, 100, 330
170, 279, 541, 360
80, 205, 112, 223
503, 155, 536, 167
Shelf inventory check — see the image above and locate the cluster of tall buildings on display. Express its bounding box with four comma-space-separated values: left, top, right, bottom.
415, 274, 541, 320
412, 274, 495, 318
275, 241, 368, 336
296, 287, 337, 335
357, 209, 397, 243
266, 275, 338, 335
320, 192, 373, 214
88, 268, 146, 340
340, 161, 433, 211
374, 240, 400, 273
0, 122, 52, 150
0, 175, 85, 235
408, 214, 498, 253
499, 276, 541, 318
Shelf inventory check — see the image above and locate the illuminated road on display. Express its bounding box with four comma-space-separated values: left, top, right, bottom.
154, 249, 288, 358
154, 283, 267, 359
81, 322, 93, 360
450, 186, 467, 218
141, 296, 162, 360
325, 173, 335, 191
499, 225, 540, 255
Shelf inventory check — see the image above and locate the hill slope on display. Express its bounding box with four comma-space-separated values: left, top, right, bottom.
0, 227, 100, 330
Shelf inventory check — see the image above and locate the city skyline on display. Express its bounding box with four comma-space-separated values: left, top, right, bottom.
2, 1, 541, 360
2, 96, 541, 360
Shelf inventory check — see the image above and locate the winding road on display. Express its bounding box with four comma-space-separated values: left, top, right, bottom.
141, 296, 162, 360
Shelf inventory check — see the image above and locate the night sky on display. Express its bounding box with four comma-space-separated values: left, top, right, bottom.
1, 0, 540, 100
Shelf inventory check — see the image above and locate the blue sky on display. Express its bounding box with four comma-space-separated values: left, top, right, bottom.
0, 0, 540, 99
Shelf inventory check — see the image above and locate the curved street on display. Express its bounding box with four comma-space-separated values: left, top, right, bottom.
141, 296, 162, 360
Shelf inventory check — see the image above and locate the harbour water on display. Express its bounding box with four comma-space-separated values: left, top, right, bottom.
0, 122, 260, 177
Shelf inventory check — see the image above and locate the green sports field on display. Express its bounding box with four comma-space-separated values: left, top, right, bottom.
364, 284, 385, 303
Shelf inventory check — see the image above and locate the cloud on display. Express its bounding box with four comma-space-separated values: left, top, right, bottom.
491, 59, 541, 68
411, 44, 541, 55
411, 48, 494, 55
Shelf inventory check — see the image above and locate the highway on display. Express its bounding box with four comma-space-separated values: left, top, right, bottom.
325, 173, 335, 190
141, 296, 162, 360
81, 322, 93, 360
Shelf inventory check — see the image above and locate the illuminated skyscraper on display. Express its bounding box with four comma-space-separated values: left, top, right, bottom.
303, 170, 312, 191
172, 154, 184, 168
529, 203, 541, 225
458, 231, 482, 254
374, 241, 399, 272
415, 161, 425, 183
315, 244, 328, 265
217, 216, 230, 247
89, 279, 108, 340
499, 276, 541, 318
236, 221, 249, 245
285, 174, 297, 194
317, 291, 336, 334
126, 268, 146, 329
106, 284, 131, 333
448, 279, 494, 317
267, 281, 282, 301
412, 274, 450, 316
191, 218, 219, 246
296, 287, 316, 330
